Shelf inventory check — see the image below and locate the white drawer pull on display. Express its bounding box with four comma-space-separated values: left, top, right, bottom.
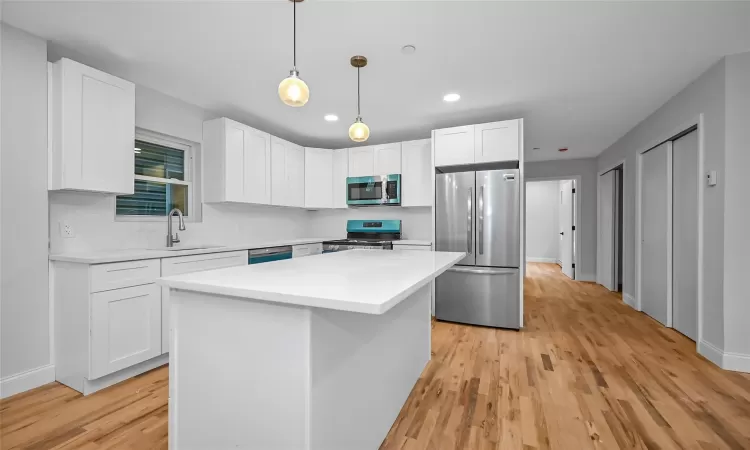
106, 265, 149, 273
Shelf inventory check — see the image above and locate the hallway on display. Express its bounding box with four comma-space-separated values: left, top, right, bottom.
2, 264, 750, 449
381, 263, 750, 449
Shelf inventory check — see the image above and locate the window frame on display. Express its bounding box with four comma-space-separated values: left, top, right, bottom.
115, 129, 199, 223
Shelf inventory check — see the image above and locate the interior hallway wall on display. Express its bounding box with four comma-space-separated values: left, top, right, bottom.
525, 181, 560, 263
1, 24, 51, 385
525, 158, 597, 281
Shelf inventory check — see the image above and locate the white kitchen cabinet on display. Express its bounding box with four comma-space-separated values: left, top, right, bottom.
332, 149, 349, 209
393, 243, 432, 251
48, 58, 135, 194
271, 137, 305, 207
292, 243, 323, 258
474, 120, 520, 163
434, 125, 475, 167
203, 118, 272, 205
401, 139, 432, 207
161, 251, 248, 353
304, 148, 333, 209
374, 143, 402, 174
348, 146, 375, 177
90, 284, 162, 379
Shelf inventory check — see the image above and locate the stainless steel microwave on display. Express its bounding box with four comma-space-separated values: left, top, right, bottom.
346, 174, 401, 206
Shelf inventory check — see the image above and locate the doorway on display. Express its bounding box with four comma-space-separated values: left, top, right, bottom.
525, 178, 578, 280
597, 164, 624, 292
636, 126, 700, 341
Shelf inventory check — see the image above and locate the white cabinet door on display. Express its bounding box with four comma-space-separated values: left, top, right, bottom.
374, 143, 402, 174
50, 58, 135, 194
332, 149, 349, 209
401, 139, 432, 207
434, 125, 474, 167
271, 137, 305, 207
90, 284, 161, 379
223, 120, 249, 203
243, 126, 272, 204
348, 147, 375, 177
304, 148, 333, 209
474, 120, 520, 163
286, 144, 305, 208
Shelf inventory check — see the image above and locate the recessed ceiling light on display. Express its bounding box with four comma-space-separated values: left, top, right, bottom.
324, 114, 338, 122
401, 45, 416, 55
443, 93, 461, 102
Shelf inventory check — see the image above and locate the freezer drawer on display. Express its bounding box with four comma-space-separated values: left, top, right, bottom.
435, 266, 520, 329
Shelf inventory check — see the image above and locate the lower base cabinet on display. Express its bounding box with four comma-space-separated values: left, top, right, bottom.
90, 284, 162, 379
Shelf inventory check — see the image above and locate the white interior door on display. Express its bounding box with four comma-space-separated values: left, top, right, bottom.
672, 130, 698, 341
598, 171, 616, 290
559, 181, 574, 279
640, 142, 670, 325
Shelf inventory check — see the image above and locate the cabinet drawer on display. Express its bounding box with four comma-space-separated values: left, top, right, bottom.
393, 244, 432, 251
161, 250, 247, 277
292, 243, 323, 258
90, 259, 160, 293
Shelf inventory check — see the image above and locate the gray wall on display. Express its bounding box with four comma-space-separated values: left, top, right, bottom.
722, 52, 750, 356
526, 158, 598, 280
1, 24, 50, 378
597, 59, 726, 348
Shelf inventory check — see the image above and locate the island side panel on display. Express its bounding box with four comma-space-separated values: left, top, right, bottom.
309, 284, 431, 450
169, 290, 311, 450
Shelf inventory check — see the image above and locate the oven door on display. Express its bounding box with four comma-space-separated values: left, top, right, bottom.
346, 175, 400, 206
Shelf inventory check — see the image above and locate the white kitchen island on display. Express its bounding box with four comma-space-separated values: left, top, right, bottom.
159, 249, 464, 450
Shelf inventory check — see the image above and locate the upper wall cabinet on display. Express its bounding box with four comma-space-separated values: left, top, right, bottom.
304, 148, 333, 209
271, 137, 305, 208
434, 119, 522, 167
373, 143, 402, 174
474, 120, 520, 163
401, 139, 432, 207
203, 118, 272, 205
48, 58, 136, 194
348, 146, 375, 177
332, 149, 349, 209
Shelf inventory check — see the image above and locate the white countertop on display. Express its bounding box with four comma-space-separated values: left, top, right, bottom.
158, 249, 464, 315
48, 237, 340, 264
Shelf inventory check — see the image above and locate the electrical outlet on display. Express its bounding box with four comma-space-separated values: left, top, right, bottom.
60, 221, 75, 238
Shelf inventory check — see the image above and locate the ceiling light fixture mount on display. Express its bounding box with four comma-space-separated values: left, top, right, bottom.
349, 55, 370, 143
278, 0, 309, 107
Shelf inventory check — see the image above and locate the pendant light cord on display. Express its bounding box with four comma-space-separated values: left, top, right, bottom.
293, 0, 296, 69
357, 67, 361, 117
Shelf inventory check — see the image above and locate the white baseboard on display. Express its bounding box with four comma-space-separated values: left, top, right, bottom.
577, 272, 596, 282
0, 364, 55, 399
526, 257, 558, 263
623, 293, 637, 310
699, 340, 750, 373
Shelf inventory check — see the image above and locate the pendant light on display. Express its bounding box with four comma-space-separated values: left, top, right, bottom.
278, 0, 309, 107
349, 55, 370, 142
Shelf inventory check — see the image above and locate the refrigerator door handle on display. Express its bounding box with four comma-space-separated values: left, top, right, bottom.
467, 188, 472, 254
447, 266, 517, 275
478, 185, 484, 255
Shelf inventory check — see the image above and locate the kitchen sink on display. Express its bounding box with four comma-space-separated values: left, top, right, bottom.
150, 244, 227, 252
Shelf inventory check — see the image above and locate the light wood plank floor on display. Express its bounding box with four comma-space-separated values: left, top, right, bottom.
2, 263, 749, 449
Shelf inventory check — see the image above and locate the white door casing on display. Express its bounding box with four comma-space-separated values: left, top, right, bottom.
559, 180, 574, 279
597, 170, 617, 290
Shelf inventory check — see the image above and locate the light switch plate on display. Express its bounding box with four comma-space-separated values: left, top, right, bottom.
707, 170, 718, 187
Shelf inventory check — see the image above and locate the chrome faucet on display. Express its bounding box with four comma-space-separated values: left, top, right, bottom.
167, 208, 186, 247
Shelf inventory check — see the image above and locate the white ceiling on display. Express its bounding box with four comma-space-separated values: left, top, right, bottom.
4, 1, 750, 161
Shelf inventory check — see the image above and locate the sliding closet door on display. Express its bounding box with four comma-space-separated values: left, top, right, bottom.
640, 143, 670, 325
672, 131, 698, 341
598, 171, 616, 290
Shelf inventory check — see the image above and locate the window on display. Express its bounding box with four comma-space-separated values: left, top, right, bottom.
116, 133, 194, 219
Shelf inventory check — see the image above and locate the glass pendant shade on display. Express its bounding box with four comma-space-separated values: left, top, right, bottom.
349, 117, 370, 143
278, 70, 309, 107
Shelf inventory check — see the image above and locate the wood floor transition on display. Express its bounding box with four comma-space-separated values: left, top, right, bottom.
2, 263, 749, 449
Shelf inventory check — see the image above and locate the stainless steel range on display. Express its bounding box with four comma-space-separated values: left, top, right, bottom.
322, 220, 400, 253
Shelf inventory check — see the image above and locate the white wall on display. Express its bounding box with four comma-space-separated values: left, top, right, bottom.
1, 25, 51, 379
309, 207, 432, 241
722, 52, 750, 359
49, 86, 314, 254
525, 181, 559, 262
597, 58, 726, 350
525, 158, 597, 281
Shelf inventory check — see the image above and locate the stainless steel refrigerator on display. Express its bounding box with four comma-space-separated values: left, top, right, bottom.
435, 169, 520, 329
